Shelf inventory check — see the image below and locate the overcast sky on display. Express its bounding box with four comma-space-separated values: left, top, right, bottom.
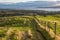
0, 0, 59, 3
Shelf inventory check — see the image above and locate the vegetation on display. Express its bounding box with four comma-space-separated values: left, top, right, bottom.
33, 19, 53, 40
0, 16, 41, 40
0, 10, 60, 40
36, 14, 60, 35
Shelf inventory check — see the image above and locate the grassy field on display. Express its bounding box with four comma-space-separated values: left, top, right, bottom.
0, 16, 41, 40
36, 14, 60, 35
0, 15, 60, 40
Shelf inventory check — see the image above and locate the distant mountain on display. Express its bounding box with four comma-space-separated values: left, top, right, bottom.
0, 1, 59, 9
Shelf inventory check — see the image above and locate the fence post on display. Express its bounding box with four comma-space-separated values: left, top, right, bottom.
47, 22, 50, 32
44, 21, 46, 30
54, 22, 57, 40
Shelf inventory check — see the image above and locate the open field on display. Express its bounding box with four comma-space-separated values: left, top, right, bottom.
0, 13, 60, 40
0, 16, 42, 40
0, 8, 60, 40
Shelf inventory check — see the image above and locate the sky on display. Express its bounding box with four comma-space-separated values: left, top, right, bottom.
0, 0, 59, 3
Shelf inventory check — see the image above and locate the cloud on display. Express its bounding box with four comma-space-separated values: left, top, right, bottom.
38, 0, 57, 1
58, 0, 60, 1
0, 0, 57, 3
0, 0, 37, 3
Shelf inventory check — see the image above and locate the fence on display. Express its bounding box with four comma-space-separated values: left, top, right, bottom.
34, 17, 58, 40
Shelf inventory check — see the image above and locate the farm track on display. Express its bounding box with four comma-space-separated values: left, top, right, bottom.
32, 19, 46, 40
36, 30, 46, 40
